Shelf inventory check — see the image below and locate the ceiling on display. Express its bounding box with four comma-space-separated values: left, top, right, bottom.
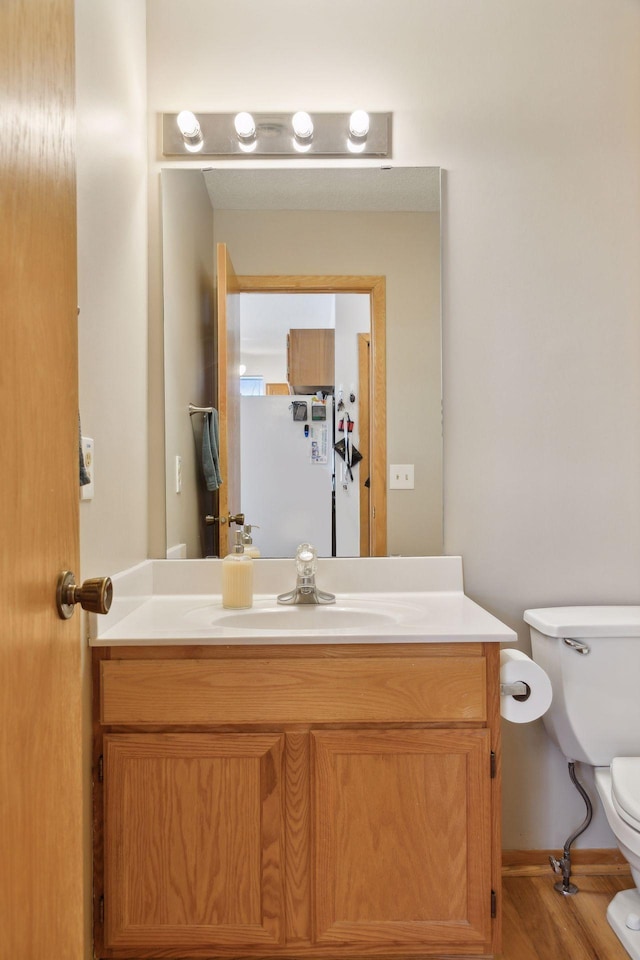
202, 166, 440, 212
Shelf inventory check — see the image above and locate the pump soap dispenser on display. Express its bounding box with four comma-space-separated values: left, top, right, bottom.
222, 531, 253, 609
242, 524, 261, 558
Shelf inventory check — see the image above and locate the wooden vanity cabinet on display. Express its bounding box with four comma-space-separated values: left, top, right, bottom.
93, 643, 501, 960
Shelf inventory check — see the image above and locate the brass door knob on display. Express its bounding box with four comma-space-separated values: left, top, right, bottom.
56, 571, 113, 620
205, 513, 244, 526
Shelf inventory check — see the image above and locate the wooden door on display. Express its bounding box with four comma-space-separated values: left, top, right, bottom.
103, 733, 285, 952
312, 729, 493, 949
216, 243, 242, 555
0, 1, 84, 957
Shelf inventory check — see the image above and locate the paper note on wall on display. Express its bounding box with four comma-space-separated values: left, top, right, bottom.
310, 423, 328, 464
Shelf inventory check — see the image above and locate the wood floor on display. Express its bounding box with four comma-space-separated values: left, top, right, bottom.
500, 874, 636, 960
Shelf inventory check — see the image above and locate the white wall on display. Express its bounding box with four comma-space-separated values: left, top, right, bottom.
143, 0, 640, 850
145, 0, 640, 850
240, 292, 335, 385
76, 0, 148, 577
75, 2, 147, 954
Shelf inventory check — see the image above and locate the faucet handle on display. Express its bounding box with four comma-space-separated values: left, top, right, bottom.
296, 542, 317, 578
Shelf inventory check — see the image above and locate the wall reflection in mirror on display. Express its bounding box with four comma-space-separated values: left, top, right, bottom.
161, 167, 442, 559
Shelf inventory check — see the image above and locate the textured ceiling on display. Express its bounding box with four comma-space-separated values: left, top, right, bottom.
202, 166, 440, 212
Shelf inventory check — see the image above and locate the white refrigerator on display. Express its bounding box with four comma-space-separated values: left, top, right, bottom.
240, 395, 334, 557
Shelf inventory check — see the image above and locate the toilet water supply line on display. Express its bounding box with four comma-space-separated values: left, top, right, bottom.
549, 761, 593, 895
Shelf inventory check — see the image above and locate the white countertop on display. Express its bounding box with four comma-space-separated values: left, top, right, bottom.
89, 557, 516, 647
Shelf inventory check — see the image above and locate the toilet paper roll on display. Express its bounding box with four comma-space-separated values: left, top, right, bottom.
500, 648, 553, 723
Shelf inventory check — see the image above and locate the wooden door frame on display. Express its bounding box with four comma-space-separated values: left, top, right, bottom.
216, 244, 242, 557
236, 275, 387, 557
357, 333, 371, 555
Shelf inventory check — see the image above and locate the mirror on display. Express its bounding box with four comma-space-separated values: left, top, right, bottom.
161, 166, 442, 559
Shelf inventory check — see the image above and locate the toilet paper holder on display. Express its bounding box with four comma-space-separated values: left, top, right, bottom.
500, 680, 530, 701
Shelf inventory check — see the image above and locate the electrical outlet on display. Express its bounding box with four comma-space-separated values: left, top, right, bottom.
80, 437, 94, 500
175, 455, 183, 493
389, 463, 414, 489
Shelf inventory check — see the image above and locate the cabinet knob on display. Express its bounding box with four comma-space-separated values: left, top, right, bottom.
56, 571, 113, 620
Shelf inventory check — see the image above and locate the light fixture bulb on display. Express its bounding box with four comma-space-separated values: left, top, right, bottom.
176, 111, 204, 151
292, 111, 314, 140
349, 110, 370, 139
234, 112, 256, 140
177, 110, 201, 139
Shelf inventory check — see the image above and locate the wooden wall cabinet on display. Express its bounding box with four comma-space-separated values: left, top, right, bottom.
93, 643, 501, 959
287, 328, 335, 394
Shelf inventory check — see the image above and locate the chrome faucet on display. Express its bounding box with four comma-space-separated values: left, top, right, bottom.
277, 543, 335, 605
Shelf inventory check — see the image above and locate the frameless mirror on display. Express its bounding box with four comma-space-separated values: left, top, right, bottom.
161, 166, 442, 559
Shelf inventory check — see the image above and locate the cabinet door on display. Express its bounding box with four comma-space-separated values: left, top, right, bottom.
287, 328, 335, 391
312, 729, 492, 949
103, 733, 284, 952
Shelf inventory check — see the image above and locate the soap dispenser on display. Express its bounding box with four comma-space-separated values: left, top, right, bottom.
242, 524, 261, 559
222, 531, 253, 609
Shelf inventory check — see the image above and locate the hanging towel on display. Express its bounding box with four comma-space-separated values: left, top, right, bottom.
202, 409, 223, 491
79, 413, 90, 486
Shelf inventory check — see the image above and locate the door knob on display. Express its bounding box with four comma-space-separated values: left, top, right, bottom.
205, 513, 244, 527
56, 571, 113, 620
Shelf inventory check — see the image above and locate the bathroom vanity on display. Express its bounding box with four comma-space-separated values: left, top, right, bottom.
91, 558, 515, 960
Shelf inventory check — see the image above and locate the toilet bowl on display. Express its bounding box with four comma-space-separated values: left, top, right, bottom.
524, 605, 640, 960
595, 767, 640, 889
595, 767, 640, 959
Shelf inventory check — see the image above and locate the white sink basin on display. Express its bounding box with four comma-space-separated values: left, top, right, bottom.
186, 597, 425, 634
196, 601, 411, 632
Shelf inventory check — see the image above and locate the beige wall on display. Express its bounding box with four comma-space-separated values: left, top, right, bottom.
145, 0, 640, 850
70, 0, 640, 871
162, 170, 214, 557
76, 0, 148, 578
213, 209, 442, 557
75, 1, 147, 953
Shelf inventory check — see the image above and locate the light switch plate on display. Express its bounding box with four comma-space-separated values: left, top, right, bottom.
390, 463, 414, 489
80, 437, 94, 500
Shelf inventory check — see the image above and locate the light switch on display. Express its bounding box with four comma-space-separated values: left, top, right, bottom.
390, 463, 414, 489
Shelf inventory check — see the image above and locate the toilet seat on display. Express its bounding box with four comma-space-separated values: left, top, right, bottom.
611, 757, 640, 833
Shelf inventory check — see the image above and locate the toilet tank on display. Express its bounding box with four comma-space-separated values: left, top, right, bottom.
524, 606, 640, 766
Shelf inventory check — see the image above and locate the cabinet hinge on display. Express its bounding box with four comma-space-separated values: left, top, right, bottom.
491, 889, 497, 919
97, 755, 104, 783
490, 751, 496, 779
99, 895, 104, 925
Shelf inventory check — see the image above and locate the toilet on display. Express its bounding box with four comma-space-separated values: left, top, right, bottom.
524, 606, 640, 960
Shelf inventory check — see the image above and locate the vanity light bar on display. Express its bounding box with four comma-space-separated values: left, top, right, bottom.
162, 111, 392, 159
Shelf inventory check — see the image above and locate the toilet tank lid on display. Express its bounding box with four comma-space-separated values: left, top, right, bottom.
524, 606, 640, 638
